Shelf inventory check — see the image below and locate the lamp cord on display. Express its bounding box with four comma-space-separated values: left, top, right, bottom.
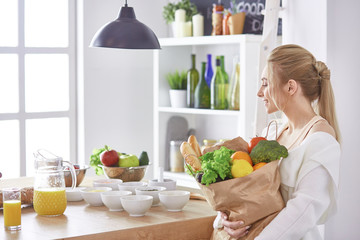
125, 0, 128, 7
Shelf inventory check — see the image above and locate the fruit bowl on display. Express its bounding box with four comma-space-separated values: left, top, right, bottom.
64, 164, 90, 187
100, 165, 150, 182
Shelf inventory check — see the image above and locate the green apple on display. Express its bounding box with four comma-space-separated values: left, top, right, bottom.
119, 154, 139, 167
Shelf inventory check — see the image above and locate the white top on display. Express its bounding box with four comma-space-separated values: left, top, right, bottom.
255, 129, 340, 240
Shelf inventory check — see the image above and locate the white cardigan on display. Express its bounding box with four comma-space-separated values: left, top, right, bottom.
255, 131, 340, 240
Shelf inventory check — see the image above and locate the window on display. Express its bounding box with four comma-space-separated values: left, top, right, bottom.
0, 0, 76, 178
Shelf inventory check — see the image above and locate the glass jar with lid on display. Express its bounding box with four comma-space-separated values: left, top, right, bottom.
169, 140, 185, 172
201, 139, 217, 153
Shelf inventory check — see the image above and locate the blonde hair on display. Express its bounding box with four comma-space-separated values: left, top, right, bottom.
267, 44, 341, 142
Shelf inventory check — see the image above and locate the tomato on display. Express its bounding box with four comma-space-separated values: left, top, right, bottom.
248, 137, 267, 153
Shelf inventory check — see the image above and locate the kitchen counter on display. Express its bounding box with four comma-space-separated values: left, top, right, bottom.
0, 177, 217, 240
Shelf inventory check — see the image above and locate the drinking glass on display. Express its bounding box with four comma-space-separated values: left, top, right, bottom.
3, 188, 21, 231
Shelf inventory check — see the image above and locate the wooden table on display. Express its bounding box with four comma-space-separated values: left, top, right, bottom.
0, 177, 217, 240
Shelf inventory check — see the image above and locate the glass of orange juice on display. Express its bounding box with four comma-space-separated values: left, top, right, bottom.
3, 188, 21, 231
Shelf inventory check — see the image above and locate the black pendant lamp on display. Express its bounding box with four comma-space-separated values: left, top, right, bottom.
90, 0, 160, 49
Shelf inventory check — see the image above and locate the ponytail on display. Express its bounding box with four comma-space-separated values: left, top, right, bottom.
314, 61, 341, 142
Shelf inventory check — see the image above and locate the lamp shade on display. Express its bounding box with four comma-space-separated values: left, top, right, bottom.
90, 4, 160, 49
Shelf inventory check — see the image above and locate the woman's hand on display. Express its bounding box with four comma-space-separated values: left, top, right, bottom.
220, 212, 251, 239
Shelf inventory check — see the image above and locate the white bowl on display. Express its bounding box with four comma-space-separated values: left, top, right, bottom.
65, 187, 85, 202
101, 191, 132, 211
80, 187, 112, 206
120, 195, 153, 217
159, 190, 190, 212
148, 179, 176, 190
135, 186, 166, 206
93, 178, 123, 190
118, 181, 147, 194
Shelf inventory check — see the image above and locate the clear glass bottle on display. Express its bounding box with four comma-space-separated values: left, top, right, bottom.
228, 56, 240, 110
187, 54, 199, 108
194, 62, 210, 108
205, 54, 213, 87
211, 56, 228, 110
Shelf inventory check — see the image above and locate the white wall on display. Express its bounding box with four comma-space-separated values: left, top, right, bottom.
79, 0, 167, 179
326, 0, 360, 239
283, 0, 360, 239
80, 0, 360, 238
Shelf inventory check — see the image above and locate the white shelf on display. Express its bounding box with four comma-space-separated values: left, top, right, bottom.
159, 34, 261, 47
158, 107, 241, 116
153, 34, 263, 189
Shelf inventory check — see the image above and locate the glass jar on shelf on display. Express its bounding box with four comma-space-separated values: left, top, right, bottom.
201, 139, 217, 153
169, 140, 185, 172
212, 2, 224, 35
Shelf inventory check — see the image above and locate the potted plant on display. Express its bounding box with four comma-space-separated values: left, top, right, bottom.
166, 70, 187, 108
163, 0, 198, 37
227, 0, 246, 35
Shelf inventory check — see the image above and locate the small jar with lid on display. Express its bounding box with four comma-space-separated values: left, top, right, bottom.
169, 140, 185, 172
218, 139, 230, 144
201, 139, 217, 153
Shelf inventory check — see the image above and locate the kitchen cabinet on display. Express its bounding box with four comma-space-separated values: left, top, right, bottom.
153, 35, 262, 189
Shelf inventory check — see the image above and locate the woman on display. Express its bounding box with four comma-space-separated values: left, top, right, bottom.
218, 44, 341, 239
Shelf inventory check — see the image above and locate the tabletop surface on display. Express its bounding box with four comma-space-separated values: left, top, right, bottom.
0, 177, 216, 240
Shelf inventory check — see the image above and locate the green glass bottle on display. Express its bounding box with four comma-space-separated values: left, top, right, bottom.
194, 62, 210, 108
211, 57, 228, 110
220, 55, 229, 84
220, 55, 229, 107
187, 54, 199, 108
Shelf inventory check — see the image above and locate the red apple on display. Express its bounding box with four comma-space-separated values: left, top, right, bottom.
100, 146, 119, 167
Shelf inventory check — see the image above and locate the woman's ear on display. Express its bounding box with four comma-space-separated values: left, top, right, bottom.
287, 79, 297, 95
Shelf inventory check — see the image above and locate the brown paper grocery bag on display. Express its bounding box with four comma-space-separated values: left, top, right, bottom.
198, 160, 285, 240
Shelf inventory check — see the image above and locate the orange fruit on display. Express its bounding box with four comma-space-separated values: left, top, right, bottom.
231, 151, 253, 166
253, 162, 267, 171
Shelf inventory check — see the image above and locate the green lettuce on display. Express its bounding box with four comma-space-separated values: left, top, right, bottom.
199, 146, 235, 186
90, 147, 106, 175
